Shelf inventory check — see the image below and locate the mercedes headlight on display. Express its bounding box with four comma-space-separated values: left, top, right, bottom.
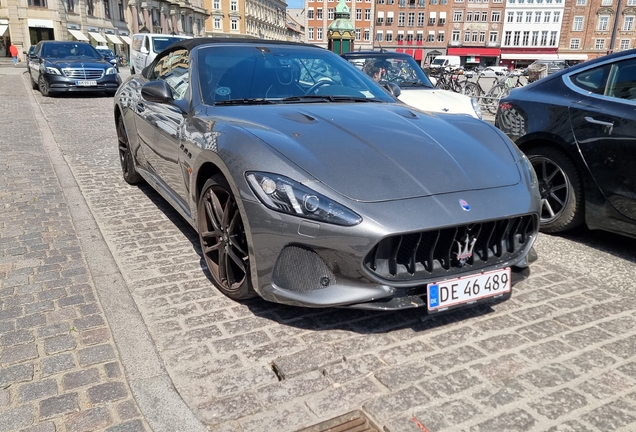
106, 67, 117, 75
246, 172, 362, 226
45, 67, 61, 75
471, 97, 482, 119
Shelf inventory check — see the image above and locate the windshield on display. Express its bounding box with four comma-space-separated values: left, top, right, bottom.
98, 49, 115, 57
431, 58, 446, 66
197, 45, 396, 105
41, 43, 102, 60
153, 37, 188, 53
345, 55, 434, 88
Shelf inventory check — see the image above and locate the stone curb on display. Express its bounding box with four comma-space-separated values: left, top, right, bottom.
19, 72, 209, 432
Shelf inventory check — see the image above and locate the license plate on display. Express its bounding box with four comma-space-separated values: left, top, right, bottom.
76, 80, 97, 86
428, 268, 511, 311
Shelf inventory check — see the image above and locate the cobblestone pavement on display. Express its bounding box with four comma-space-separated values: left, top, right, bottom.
4, 69, 636, 432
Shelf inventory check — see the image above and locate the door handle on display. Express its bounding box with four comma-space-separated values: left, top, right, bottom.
584, 116, 613, 127
584, 116, 613, 134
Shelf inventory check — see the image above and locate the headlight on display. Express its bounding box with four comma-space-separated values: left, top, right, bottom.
471, 97, 482, 119
45, 67, 61, 75
246, 172, 362, 226
106, 67, 117, 75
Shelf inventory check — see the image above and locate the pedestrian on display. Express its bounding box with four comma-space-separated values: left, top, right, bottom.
9, 43, 19, 66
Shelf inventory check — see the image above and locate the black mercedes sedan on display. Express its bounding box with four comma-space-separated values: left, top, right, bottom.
495, 49, 636, 239
114, 38, 540, 311
27, 41, 120, 97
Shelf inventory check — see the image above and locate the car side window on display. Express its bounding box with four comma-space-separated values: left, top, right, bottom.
571, 64, 612, 95
144, 37, 150, 52
156, 49, 190, 100
604, 58, 636, 101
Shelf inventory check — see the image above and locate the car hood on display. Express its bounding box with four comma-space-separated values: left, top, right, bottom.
234, 104, 520, 203
397, 88, 478, 118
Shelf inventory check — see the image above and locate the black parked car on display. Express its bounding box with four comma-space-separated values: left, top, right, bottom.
495, 49, 636, 239
27, 41, 120, 97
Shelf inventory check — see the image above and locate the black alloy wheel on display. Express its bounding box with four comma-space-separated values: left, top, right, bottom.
526, 147, 584, 233
198, 175, 255, 300
38, 75, 50, 97
116, 116, 143, 184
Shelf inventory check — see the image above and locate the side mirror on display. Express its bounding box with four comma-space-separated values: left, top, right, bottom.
140, 46, 149, 54
141, 81, 174, 104
383, 82, 401, 98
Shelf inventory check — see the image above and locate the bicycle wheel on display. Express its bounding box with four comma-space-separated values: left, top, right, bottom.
462, 82, 481, 97
485, 84, 508, 114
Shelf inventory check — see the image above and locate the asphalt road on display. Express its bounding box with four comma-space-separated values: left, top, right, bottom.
7, 66, 636, 432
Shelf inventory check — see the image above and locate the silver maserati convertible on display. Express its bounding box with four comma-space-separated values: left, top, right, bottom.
114, 38, 540, 312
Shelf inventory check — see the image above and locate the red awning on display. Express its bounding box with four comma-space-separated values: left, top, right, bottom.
447, 47, 501, 57
405, 49, 414, 56
396, 48, 404, 53
414, 49, 423, 60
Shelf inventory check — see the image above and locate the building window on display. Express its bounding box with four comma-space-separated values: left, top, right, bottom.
67, 0, 74, 12
214, 17, 221, 29
489, 31, 497, 42
620, 39, 630, 49
513, 31, 520, 45
355, 28, 361, 39
231, 19, 238, 30
515, 11, 522, 22
595, 38, 605, 49
416, 31, 423, 41
507, 11, 513, 22
624, 16, 635, 31
479, 31, 485, 42
363, 28, 369, 40
570, 38, 580, 49
534, 11, 541, 23
317, 8, 322, 19
532, 31, 538, 45
481, 12, 487, 21
231, 0, 237, 11
408, 12, 415, 25
308, 9, 314, 18
454, 11, 463, 21
376, 31, 383, 41
601, 0, 612, 4
504, 30, 511, 44
452, 30, 460, 41
598, 15, 609, 31
550, 31, 557, 45
428, 32, 435, 41
213, 0, 219, 8
428, 14, 435, 24
418, 12, 425, 25
386, 31, 393, 41
407, 32, 414, 41
553, 11, 560, 23
540, 30, 548, 45
356, 8, 362, 19
397, 32, 404, 41
491, 11, 500, 22
377, 13, 384, 23
472, 31, 478, 41
440, 14, 446, 24
318, 27, 323, 39
104, 0, 111, 19
628, 0, 636, 5
525, 11, 532, 22
573, 16, 583, 31
465, 30, 471, 42
85, 0, 94, 15
398, 12, 405, 25
328, 8, 334, 19
438, 31, 445, 41
522, 31, 529, 44
118, 0, 124, 20
544, 11, 551, 22
467, 11, 473, 21
387, 13, 394, 24
576, 0, 586, 4
365, 8, 371, 20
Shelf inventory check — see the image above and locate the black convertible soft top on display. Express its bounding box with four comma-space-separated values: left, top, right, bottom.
165, 37, 317, 53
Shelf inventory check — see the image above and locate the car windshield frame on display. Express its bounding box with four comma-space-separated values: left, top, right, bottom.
153, 36, 189, 54
343, 54, 434, 88
41, 43, 103, 61
196, 45, 397, 106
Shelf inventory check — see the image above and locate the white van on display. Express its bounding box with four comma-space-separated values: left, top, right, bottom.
130, 33, 191, 74
429, 55, 461, 71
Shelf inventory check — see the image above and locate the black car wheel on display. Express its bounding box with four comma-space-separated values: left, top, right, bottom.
38, 75, 50, 97
526, 147, 584, 233
116, 116, 143, 185
29, 72, 38, 90
198, 175, 255, 300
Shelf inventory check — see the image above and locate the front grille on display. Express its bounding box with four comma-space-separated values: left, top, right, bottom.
365, 215, 537, 281
61, 68, 104, 79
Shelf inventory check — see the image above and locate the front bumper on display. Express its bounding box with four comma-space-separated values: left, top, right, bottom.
241, 181, 540, 312
45, 74, 121, 93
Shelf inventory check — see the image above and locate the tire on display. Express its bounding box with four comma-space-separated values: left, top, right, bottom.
38, 75, 50, 97
526, 146, 584, 233
29, 72, 38, 90
198, 175, 256, 300
116, 115, 143, 185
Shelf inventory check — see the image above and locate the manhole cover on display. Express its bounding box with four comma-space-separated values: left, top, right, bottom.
296, 410, 381, 432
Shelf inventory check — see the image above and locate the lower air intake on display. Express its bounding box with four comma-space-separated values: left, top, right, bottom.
272, 245, 336, 293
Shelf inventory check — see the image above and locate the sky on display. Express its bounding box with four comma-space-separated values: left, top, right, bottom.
286, 0, 305, 9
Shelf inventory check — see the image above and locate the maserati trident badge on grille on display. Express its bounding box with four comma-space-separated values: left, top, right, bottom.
455, 234, 477, 266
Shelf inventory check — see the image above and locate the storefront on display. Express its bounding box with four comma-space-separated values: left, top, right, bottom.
27, 19, 55, 45
447, 47, 501, 67
499, 48, 560, 69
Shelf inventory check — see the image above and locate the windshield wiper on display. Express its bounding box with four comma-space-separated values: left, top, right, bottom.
280, 95, 378, 103
400, 81, 433, 88
214, 98, 275, 106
